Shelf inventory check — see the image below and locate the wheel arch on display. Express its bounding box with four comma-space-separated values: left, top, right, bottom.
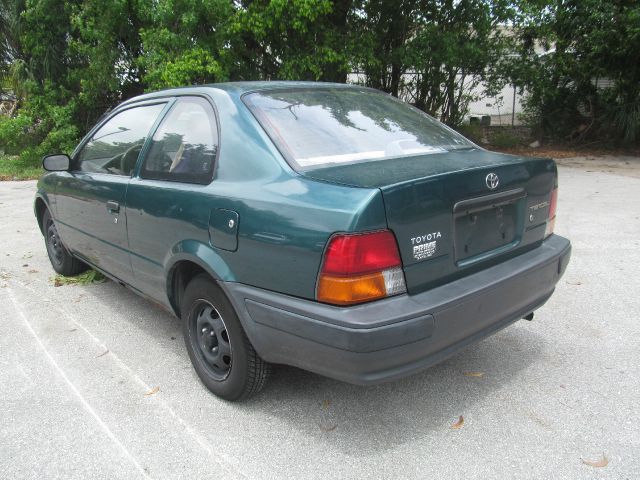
165, 241, 236, 318
34, 195, 49, 234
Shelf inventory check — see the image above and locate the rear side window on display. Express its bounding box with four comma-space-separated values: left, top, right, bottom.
140, 97, 218, 184
76, 103, 165, 175
243, 88, 473, 170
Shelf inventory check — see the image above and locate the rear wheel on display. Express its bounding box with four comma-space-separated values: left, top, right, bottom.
182, 274, 270, 401
42, 209, 88, 276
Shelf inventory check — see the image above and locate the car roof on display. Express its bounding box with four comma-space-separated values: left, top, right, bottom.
119, 81, 363, 107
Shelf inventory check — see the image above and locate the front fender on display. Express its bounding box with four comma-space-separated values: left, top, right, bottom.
34, 190, 53, 234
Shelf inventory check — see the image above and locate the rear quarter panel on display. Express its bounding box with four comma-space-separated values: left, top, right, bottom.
126, 87, 389, 305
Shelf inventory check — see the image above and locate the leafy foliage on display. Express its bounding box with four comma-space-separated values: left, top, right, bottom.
139, 0, 233, 89
1, 0, 639, 172
52, 269, 106, 287
505, 0, 640, 144
230, 0, 354, 81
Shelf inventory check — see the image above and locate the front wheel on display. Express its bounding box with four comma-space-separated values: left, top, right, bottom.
42, 209, 88, 276
182, 274, 270, 401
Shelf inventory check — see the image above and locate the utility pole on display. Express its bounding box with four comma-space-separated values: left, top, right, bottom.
512, 84, 516, 127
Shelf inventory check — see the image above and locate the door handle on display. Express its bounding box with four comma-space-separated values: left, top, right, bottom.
106, 200, 120, 213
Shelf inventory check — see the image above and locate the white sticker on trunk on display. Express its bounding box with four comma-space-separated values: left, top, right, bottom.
413, 241, 437, 260
411, 231, 442, 261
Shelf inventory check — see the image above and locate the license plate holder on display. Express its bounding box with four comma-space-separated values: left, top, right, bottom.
453, 188, 525, 263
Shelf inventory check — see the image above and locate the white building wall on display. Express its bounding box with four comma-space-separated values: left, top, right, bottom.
347, 72, 526, 126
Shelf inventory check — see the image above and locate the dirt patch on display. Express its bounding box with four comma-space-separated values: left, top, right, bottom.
488, 145, 640, 178
491, 145, 640, 159
554, 155, 640, 179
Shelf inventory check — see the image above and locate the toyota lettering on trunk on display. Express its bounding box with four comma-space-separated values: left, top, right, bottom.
411, 232, 442, 260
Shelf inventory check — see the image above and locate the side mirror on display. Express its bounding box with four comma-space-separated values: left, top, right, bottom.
42, 154, 71, 172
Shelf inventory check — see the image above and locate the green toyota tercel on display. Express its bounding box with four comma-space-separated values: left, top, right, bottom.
35, 82, 571, 400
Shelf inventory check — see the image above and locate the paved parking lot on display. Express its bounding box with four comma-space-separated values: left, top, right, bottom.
1, 160, 639, 479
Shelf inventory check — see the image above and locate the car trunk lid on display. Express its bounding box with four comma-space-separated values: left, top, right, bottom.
304, 149, 557, 294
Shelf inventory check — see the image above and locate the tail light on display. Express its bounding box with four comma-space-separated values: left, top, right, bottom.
316, 230, 407, 306
545, 187, 558, 237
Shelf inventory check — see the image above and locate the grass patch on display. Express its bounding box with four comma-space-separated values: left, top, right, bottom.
456, 123, 484, 144
490, 130, 521, 149
52, 269, 106, 287
0, 154, 43, 180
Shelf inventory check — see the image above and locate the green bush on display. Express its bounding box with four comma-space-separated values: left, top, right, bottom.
0, 114, 78, 166
490, 130, 520, 149
456, 123, 484, 144
0, 113, 36, 155
0, 154, 43, 180
0, 84, 80, 167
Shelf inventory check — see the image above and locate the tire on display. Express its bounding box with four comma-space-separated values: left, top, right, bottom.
182, 274, 270, 401
42, 209, 88, 276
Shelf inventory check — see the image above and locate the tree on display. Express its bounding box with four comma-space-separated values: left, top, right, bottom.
353, 0, 418, 96
230, 0, 355, 82
0, 0, 25, 86
3, 0, 638, 169
138, 0, 233, 89
508, 0, 640, 143
355, 0, 513, 127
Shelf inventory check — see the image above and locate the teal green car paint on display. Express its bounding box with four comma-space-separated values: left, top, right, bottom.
35, 81, 571, 392
38, 83, 390, 307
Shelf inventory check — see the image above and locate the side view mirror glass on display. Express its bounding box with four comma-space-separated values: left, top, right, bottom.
42, 154, 71, 172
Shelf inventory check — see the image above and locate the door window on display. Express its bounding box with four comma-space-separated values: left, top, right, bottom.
140, 97, 218, 184
75, 103, 165, 176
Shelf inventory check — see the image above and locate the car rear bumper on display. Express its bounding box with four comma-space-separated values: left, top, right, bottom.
223, 234, 571, 385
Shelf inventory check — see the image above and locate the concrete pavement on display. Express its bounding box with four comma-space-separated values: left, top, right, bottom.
1, 162, 639, 479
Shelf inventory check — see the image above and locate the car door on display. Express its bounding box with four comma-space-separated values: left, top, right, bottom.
125, 96, 219, 301
55, 101, 167, 282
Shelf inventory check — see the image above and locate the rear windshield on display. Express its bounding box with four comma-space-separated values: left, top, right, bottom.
243, 88, 473, 170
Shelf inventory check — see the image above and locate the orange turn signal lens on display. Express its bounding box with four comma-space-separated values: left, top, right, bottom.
317, 272, 387, 306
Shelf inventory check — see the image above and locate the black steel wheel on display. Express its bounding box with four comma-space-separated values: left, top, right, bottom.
190, 301, 233, 381
182, 274, 270, 401
46, 217, 65, 267
42, 209, 88, 276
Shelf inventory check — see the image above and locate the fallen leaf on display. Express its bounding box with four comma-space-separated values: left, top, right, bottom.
322, 399, 331, 409
28, 269, 38, 274
319, 424, 337, 432
582, 454, 609, 468
451, 416, 464, 429
95, 349, 109, 358
463, 372, 484, 377
144, 386, 160, 396
54, 278, 63, 287
22, 264, 28, 267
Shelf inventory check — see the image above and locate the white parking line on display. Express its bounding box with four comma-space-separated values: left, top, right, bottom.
6, 285, 152, 480
9, 278, 246, 479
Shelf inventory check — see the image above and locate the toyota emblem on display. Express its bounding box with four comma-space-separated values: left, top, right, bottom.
485, 172, 499, 190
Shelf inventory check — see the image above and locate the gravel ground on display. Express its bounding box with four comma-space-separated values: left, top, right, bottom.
1, 162, 639, 479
